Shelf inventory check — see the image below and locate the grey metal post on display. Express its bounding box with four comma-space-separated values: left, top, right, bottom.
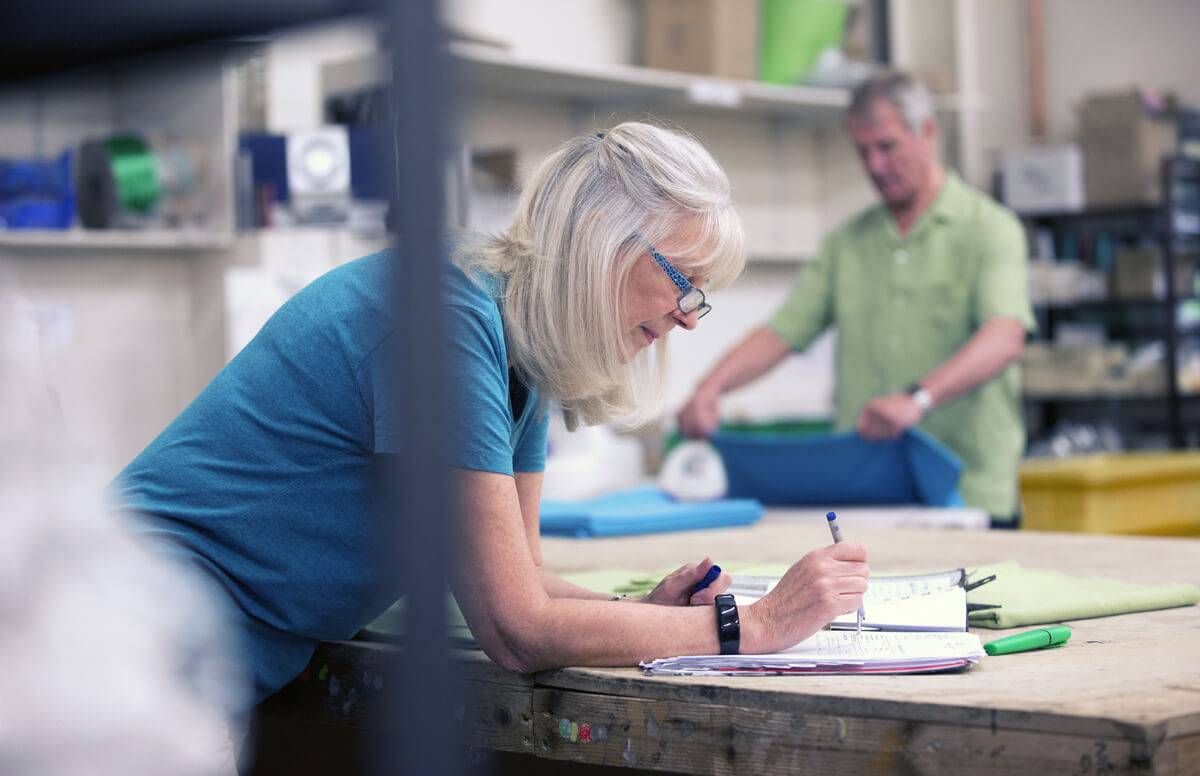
382, 0, 467, 772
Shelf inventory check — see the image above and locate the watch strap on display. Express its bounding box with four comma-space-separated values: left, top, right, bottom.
714, 593, 740, 655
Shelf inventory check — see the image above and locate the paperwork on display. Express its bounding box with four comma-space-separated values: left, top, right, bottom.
728, 568, 969, 632
641, 631, 985, 676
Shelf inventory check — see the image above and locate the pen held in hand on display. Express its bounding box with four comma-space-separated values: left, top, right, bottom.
826, 511, 866, 633
690, 564, 722, 596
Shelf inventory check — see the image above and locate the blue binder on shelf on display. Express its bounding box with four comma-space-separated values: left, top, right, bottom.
540, 486, 764, 538
710, 428, 963, 507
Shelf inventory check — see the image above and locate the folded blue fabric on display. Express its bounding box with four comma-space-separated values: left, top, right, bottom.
711, 428, 963, 507
540, 486, 763, 538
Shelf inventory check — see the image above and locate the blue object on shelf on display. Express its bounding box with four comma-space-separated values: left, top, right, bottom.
0, 150, 74, 229
348, 126, 393, 201
540, 486, 763, 538
238, 133, 289, 202
711, 428, 964, 507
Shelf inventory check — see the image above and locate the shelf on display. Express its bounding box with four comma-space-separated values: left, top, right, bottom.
0, 229, 234, 252
1024, 393, 1200, 404
324, 44, 963, 124
1017, 205, 1160, 222
1034, 296, 1199, 312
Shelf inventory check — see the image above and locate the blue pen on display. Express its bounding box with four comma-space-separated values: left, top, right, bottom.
690, 564, 722, 596
826, 511, 866, 633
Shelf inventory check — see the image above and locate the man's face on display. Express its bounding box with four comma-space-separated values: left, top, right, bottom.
847, 99, 937, 209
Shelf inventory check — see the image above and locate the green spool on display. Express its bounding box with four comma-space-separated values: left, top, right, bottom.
104, 135, 160, 213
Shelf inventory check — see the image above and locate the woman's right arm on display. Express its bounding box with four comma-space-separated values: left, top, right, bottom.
449, 467, 869, 673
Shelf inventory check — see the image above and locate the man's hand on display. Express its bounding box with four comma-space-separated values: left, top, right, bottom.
677, 386, 722, 439
855, 392, 923, 439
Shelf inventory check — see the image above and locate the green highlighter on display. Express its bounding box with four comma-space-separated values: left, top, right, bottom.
984, 625, 1072, 656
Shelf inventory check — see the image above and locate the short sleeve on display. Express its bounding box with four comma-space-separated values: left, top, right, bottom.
974, 210, 1037, 333
512, 404, 549, 473
443, 304, 518, 475
356, 304, 518, 475
768, 238, 835, 351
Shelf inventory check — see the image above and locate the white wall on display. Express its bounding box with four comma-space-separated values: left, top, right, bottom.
666, 266, 836, 421
953, 0, 1030, 187
1043, 0, 1200, 141
266, 17, 381, 133
0, 76, 114, 160
2, 249, 225, 476
889, 0, 957, 89
444, 0, 638, 66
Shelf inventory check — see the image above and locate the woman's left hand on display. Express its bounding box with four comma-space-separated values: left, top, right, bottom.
640, 557, 732, 606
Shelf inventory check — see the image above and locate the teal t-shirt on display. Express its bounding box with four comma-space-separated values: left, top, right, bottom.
115, 251, 548, 701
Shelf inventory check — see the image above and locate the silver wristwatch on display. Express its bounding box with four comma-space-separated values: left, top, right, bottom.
907, 383, 934, 414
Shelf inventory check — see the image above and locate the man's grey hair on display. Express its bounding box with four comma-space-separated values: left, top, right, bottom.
848, 71, 935, 133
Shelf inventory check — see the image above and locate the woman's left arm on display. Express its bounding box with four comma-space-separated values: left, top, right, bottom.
515, 471, 730, 605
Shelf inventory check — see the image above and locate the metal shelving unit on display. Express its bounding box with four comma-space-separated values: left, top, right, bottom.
1021, 155, 1200, 448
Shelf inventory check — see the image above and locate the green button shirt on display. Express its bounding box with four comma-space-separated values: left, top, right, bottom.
769, 173, 1035, 517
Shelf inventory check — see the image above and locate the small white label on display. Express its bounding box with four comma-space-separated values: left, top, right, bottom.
686, 80, 742, 108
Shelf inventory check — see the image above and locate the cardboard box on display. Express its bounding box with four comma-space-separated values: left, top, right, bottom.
643, 0, 758, 80
1002, 144, 1085, 214
1079, 90, 1177, 207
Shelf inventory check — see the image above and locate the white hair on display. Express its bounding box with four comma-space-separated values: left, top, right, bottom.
848, 71, 934, 133
457, 121, 746, 429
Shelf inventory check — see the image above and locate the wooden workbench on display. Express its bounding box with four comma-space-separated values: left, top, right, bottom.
251, 514, 1200, 775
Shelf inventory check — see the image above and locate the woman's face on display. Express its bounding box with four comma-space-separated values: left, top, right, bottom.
620, 243, 704, 361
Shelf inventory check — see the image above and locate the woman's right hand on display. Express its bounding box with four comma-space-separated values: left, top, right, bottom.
741, 542, 869, 654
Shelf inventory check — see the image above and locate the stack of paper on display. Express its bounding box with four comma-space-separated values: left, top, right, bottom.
641, 631, 985, 676
727, 569, 969, 632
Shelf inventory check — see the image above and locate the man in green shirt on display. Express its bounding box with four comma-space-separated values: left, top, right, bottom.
679, 72, 1034, 523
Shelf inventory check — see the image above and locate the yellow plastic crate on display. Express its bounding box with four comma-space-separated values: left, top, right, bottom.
1019, 452, 1200, 536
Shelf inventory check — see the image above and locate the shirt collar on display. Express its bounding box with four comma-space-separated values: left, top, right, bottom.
926, 171, 967, 224
878, 170, 965, 243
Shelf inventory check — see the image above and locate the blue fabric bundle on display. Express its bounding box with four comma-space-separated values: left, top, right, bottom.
540, 486, 763, 538
710, 428, 963, 507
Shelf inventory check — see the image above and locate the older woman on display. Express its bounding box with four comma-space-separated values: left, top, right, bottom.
115, 122, 868, 702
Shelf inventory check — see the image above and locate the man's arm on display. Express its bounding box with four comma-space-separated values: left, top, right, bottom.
679, 240, 837, 438
677, 326, 793, 437
856, 316, 1027, 438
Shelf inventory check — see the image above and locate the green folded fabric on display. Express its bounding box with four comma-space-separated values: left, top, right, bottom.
967, 561, 1200, 629
360, 561, 1200, 643
602, 563, 794, 598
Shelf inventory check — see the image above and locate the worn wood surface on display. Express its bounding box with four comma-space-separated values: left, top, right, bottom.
528, 686, 1159, 775
529, 516, 1200, 773
258, 516, 1200, 774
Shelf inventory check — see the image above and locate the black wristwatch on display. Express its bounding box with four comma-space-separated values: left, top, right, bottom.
714, 593, 741, 655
